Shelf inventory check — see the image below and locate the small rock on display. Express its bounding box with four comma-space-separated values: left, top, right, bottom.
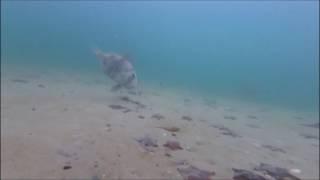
177, 165, 215, 180
151, 113, 165, 120
254, 163, 301, 180
109, 105, 127, 110
301, 123, 319, 129
175, 160, 189, 166
63, 165, 72, 170
211, 125, 241, 138
93, 161, 99, 168
181, 116, 192, 121
158, 126, 180, 132
261, 145, 286, 153
232, 168, 267, 180
300, 133, 319, 140
135, 135, 158, 152
37, 84, 46, 88
163, 141, 183, 151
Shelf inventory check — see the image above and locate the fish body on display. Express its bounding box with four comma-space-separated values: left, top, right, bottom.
94, 49, 138, 93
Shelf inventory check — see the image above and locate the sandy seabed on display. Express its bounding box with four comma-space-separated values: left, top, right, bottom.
1, 65, 319, 179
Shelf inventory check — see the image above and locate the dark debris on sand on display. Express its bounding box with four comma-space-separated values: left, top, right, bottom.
254, 163, 301, 180
261, 145, 286, 153
109, 105, 127, 110
123, 109, 131, 113
232, 168, 267, 180
300, 133, 319, 140
109, 104, 131, 113
177, 165, 215, 180
151, 113, 165, 120
224, 115, 237, 120
158, 126, 180, 133
211, 125, 241, 138
138, 115, 145, 119
11, 79, 29, 83
120, 96, 146, 108
163, 140, 183, 151
301, 123, 319, 129
63, 165, 72, 170
135, 135, 158, 152
182, 116, 192, 121
37, 84, 46, 88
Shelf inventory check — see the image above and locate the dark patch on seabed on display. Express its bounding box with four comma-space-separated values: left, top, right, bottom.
37, 84, 46, 88
158, 126, 180, 133
181, 116, 192, 121
109, 104, 127, 110
108, 104, 131, 113
300, 122, 319, 128
210, 124, 241, 138
11, 79, 29, 83
151, 113, 165, 120
246, 124, 260, 129
224, 115, 237, 120
254, 163, 301, 180
135, 135, 158, 152
120, 96, 146, 108
177, 165, 215, 180
261, 144, 286, 153
300, 133, 319, 140
232, 168, 266, 180
163, 140, 183, 151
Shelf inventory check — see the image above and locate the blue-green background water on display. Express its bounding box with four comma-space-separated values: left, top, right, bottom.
1, 1, 319, 112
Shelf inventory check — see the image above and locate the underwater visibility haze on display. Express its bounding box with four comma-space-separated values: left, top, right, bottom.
2, 1, 319, 111
1, 1, 319, 179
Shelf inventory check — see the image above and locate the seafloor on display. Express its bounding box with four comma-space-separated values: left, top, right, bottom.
1, 65, 319, 179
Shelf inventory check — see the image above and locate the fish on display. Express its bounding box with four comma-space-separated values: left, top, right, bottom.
93, 49, 138, 94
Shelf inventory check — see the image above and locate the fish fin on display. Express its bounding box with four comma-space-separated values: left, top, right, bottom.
92, 48, 104, 60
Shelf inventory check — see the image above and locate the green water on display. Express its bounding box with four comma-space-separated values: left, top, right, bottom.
1, 1, 319, 112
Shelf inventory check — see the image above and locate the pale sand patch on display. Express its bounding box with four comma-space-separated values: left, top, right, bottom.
1, 66, 319, 179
